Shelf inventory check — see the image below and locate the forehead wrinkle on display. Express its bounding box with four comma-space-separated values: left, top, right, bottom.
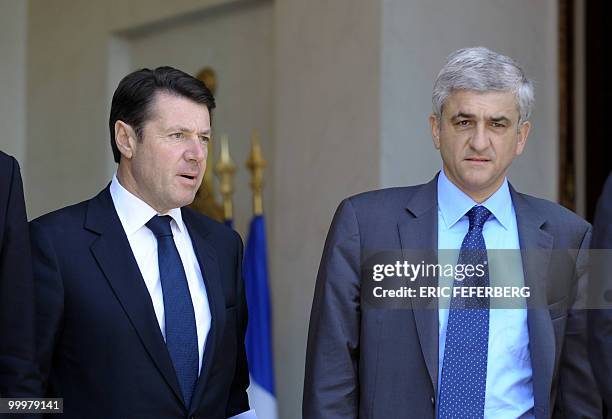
445, 90, 518, 116
451, 111, 475, 120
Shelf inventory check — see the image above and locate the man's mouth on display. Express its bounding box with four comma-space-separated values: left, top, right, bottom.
465, 157, 490, 163
179, 173, 198, 180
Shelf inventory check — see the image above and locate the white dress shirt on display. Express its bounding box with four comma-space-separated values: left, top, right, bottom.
110, 174, 211, 374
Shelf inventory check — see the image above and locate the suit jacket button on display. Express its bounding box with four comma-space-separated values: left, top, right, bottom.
431, 396, 435, 405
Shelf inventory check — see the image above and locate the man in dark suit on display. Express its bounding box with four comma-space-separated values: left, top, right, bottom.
588, 172, 612, 412
0, 151, 38, 397
31, 67, 251, 418
304, 47, 601, 418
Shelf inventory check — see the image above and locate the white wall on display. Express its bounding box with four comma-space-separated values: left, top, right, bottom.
381, 0, 559, 201
27, 0, 124, 218
273, 0, 381, 415
0, 0, 27, 175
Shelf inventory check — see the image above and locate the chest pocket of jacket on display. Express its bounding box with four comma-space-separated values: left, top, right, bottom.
499, 309, 532, 363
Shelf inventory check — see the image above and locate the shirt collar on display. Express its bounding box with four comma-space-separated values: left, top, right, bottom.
109, 174, 185, 236
437, 169, 513, 230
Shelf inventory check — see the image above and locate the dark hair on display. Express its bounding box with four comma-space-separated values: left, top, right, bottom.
109, 66, 216, 163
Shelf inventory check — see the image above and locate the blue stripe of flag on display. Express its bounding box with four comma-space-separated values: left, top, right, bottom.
243, 215, 275, 394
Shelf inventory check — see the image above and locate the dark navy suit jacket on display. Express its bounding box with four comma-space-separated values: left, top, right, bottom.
0, 151, 38, 398
304, 176, 601, 419
30, 187, 250, 419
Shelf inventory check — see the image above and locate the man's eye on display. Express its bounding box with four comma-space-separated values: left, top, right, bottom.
199, 135, 210, 143
171, 132, 184, 139
456, 120, 470, 127
491, 122, 505, 128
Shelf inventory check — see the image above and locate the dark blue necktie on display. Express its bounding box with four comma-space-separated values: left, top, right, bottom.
146, 215, 198, 407
438, 205, 491, 419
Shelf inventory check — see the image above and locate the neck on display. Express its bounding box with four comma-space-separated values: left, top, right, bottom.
467, 189, 496, 204
442, 168, 505, 204
116, 165, 169, 214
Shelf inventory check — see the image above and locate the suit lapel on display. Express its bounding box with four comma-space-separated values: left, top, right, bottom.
85, 187, 184, 405
397, 176, 439, 394
510, 186, 555, 419
182, 210, 226, 412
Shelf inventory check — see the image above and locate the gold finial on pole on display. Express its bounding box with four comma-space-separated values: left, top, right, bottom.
196, 67, 217, 95
189, 66, 224, 221
246, 130, 266, 216
189, 134, 224, 221
214, 134, 236, 222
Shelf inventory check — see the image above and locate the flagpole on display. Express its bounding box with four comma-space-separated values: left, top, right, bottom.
214, 134, 236, 224
244, 130, 278, 419
246, 130, 266, 216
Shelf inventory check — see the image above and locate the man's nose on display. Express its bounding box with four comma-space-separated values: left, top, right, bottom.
469, 124, 489, 152
185, 136, 207, 162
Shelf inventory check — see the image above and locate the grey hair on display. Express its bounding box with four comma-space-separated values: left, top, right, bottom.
432, 47, 535, 125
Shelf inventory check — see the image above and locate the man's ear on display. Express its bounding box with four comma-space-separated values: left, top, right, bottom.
114, 121, 137, 160
515, 120, 531, 156
429, 114, 441, 150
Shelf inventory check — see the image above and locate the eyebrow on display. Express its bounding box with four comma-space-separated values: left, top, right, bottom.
167, 126, 211, 136
451, 112, 475, 120
450, 112, 511, 124
489, 116, 511, 124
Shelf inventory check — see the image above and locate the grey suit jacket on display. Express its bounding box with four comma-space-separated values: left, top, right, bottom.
304, 176, 601, 419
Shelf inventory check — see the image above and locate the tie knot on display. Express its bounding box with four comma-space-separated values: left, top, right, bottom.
467, 205, 491, 229
146, 215, 173, 238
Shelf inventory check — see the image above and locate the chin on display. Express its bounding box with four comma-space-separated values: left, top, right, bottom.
458, 177, 491, 193
461, 170, 493, 184
186, 193, 199, 206
169, 195, 195, 209
180, 198, 196, 208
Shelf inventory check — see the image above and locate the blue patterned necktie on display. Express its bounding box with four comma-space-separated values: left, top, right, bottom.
146, 215, 198, 407
438, 205, 491, 419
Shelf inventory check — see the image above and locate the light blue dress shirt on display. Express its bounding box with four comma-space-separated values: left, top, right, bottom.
436, 169, 534, 419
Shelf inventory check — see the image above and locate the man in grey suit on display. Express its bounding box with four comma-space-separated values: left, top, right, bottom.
304, 47, 601, 418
